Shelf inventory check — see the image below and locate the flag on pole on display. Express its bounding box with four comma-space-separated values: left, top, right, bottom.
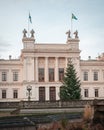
29, 13, 32, 23
72, 13, 77, 20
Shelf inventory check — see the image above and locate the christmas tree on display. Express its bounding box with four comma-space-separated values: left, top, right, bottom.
60, 60, 81, 100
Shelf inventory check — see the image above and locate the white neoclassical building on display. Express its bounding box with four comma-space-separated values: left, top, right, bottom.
0, 29, 104, 102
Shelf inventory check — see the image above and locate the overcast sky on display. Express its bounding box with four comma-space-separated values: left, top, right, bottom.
0, 0, 104, 60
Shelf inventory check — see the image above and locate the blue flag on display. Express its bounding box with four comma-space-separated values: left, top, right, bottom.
29, 13, 32, 23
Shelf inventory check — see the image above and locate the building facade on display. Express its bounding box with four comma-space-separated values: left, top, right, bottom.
0, 29, 104, 102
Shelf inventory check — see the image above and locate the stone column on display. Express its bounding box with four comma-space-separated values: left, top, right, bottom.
56, 86, 60, 100
45, 86, 49, 101
55, 57, 59, 82
45, 57, 48, 82
65, 57, 68, 68
35, 57, 38, 82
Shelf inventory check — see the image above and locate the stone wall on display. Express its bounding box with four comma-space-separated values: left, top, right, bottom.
0, 100, 98, 109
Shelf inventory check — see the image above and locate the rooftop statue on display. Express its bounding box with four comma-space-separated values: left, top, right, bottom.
74, 30, 78, 38
30, 29, 35, 38
23, 29, 27, 37
66, 30, 71, 38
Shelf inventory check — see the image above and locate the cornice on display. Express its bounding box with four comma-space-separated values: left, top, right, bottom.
81, 82, 104, 85
22, 49, 80, 54
80, 60, 104, 66
0, 82, 23, 86
23, 80, 62, 85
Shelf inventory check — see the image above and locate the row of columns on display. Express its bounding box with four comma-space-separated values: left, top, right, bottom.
35, 57, 68, 82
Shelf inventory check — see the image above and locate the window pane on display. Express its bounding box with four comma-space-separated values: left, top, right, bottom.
83, 71, 88, 81
2, 90, 6, 99
84, 89, 88, 97
39, 87, 45, 101
49, 87, 56, 101
93, 71, 98, 81
2, 72, 7, 81
13, 90, 18, 98
49, 68, 54, 82
38, 68, 44, 82
59, 68, 64, 81
95, 89, 99, 97
13, 72, 18, 81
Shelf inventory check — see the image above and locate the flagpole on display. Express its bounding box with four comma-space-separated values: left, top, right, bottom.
71, 13, 73, 38
28, 14, 30, 37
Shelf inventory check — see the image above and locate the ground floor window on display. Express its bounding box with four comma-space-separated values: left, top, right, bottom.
39, 87, 45, 101
84, 89, 88, 97
13, 90, 18, 98
94, 89, 99, 97
2, 90, 6, 99
49, 86, 56, 101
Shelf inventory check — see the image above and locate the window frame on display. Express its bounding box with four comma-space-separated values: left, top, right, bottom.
2, 90, 7, 99
84, 89, 89, 97
94, 88, 99, 97
39, 87, 45, 102
49, 68, 54, 82
13, 72, 18, 81
38, 68, 45, 82
93, 71, 98, 81
59, 68, 64, 81
83, 71, 88, 81
13, 89, 18, 99
49, 86, 56, 101
2, 72, 7, 81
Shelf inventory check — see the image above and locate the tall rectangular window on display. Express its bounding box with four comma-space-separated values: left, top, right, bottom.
84, 89, 88, 97
2, 90, 6, 99
13, 90, 18, 98
93, 71, 98, 81
38, 68, 44, 82
49, 87, 56, 101
83, 71, 88, 81
13, 72, 18, 81
95, 89, 99, 97
2, 72, 7, 81
39, 87, 45, 101
59, 68, 64, 81
49, 68, 54, 82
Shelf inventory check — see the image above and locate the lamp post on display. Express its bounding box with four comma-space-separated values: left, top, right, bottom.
27, 85, 32, 101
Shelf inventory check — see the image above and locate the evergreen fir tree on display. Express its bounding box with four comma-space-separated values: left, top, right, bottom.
60, 60, 81, 101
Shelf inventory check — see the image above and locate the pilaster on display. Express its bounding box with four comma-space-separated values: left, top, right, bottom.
35, 57, 38, 82
55, 57, 59, 82
45, 57, 48, 82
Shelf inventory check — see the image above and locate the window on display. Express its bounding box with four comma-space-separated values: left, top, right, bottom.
94, 89, 99, 97
13, 72, 18, 81
49, 87, 56, 101
13, 90, 18, 98
93, 71, 98, 81
59, 68, 64, 81
38, 68, 44, 82
83, 71, 88, 81
84, 89, 88, 97
39, 87, 45, 101
2, 90, 6, 99
49, 68, 54, 82
2, 72, 7, 81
